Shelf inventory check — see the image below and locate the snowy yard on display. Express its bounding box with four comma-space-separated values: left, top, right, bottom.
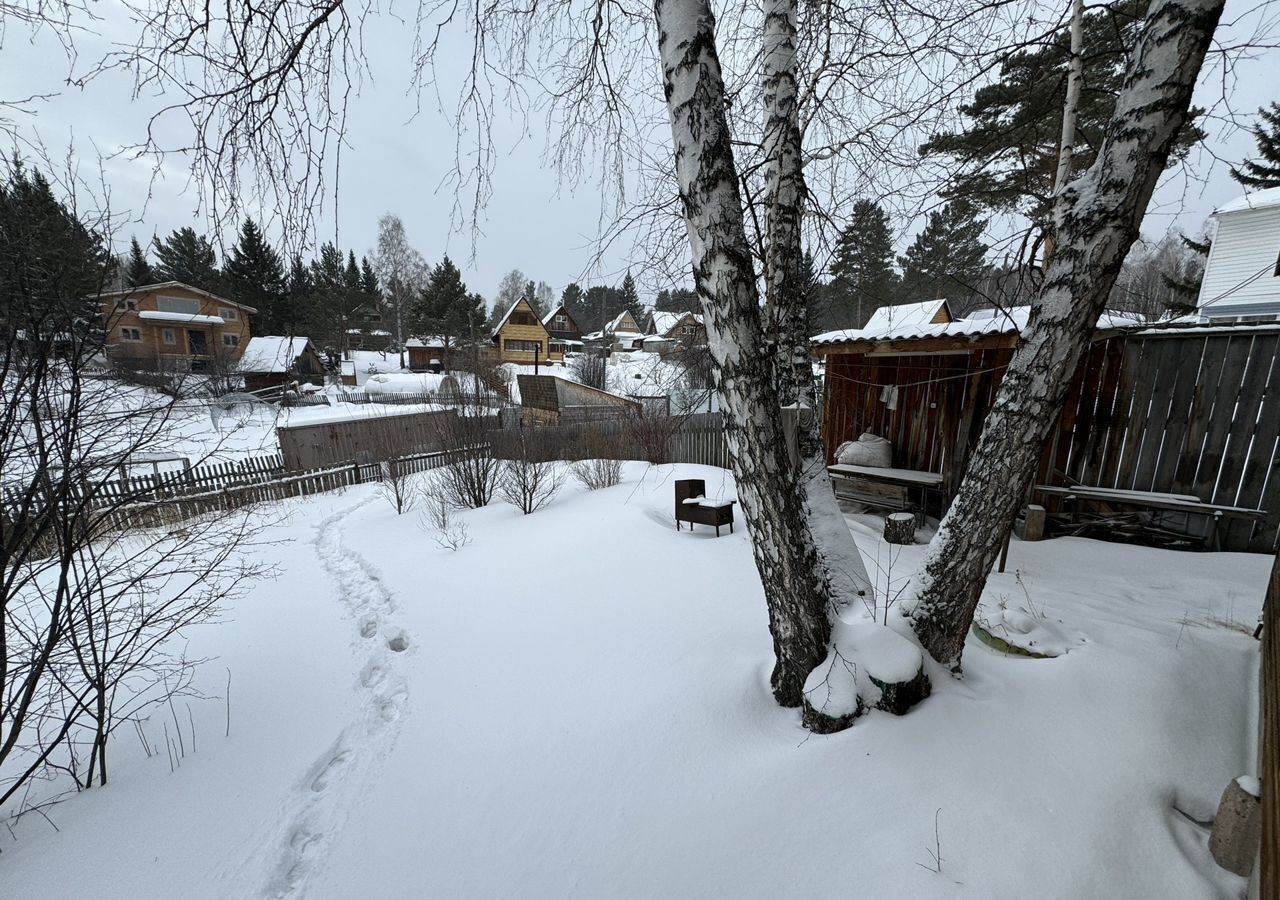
2, 462, 1266, 899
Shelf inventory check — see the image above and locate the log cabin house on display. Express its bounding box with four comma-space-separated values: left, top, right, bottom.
541, 304, 585, 357
99, 281, 255, 372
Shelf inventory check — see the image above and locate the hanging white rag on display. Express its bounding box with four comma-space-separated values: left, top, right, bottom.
879, 384, 899, 410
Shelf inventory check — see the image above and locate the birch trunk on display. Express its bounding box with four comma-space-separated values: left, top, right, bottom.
910, 0, 1225, 668
654, 0, 839, 708
761, 0, 874, 606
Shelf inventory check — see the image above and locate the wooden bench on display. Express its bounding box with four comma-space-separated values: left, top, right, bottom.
827, 464, 943, 522
1031, 484, 1266, 550
675, 478, 736, 537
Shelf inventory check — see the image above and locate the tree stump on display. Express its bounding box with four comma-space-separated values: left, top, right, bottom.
1209, 776, 1261, 876
884, 512, 915, 545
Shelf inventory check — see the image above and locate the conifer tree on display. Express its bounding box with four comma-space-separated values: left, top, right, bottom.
897, 201, 989, 305
222, 218, 285, 332
124, 237, 155, 287
153, 227, 221, 292
619, 272, 645, 324
414, 256, 485, 368
920, 0, 1203, 225
1231, 102, 1280, 189
829, 199, 897, 328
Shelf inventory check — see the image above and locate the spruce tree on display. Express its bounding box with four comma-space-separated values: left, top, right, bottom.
284, 255, 311, 335
414, 256, 485, 368
829, 199, 897, 328
560, 282, 585, 321
619, 272, 645, 324
1231, 102, 1280, 189
897, 201, 989, 305
153, 226, 221, 292
222, 218, 285, 332
124, 236, 155, 287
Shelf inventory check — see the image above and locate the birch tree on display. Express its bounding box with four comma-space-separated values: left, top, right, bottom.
909, 0, 1226, 668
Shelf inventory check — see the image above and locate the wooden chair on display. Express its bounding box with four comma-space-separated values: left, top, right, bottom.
675, 478, 736, 536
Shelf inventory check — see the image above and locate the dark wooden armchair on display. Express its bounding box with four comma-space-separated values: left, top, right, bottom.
675, 478, 736, 536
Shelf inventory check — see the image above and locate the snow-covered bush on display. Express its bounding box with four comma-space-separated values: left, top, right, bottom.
419, 480, 471, 550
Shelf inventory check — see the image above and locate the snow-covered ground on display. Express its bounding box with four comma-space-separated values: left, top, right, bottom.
2, 462, 1265, 899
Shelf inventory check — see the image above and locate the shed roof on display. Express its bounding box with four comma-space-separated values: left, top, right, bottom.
860, 299, 951, 334
239, 335, 314, 373
1214, 186, 1280, 216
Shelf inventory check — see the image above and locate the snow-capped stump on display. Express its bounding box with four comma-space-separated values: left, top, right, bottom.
971, 600, 1084, 659
802, 620, 931, 730
883, 512, 915, 545
841, 620, 931, 716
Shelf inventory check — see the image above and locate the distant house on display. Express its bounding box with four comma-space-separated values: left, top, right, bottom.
238, 335, 327, 393
516, 374, 641, 425
407, 336, 449, 372
98, 281, 256, 371
644, 310, 706, 350
584, 310, 644, 354
1197, 187, 1280, 322
491, 296, 559, 364
542, 304, 584, 357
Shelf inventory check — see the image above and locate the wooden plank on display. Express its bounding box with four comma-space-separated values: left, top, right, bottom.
1148, 336, 1208, 494
1191, 334, 1255, 504
1127, 337, 1184, 493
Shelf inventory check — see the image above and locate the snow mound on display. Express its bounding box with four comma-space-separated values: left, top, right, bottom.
972, 599, 1084, 658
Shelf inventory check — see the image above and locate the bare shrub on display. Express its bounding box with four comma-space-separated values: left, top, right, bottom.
571, 430, 624, 490
498, 429, 565, 514
419, 479, 471, 550
570, 351, 607, 390
433, 396, 501, 509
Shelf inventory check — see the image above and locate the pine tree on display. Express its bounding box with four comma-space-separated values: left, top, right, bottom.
153, 226, 221, 292
360, 256, 381, 303
284, 255, 311, 335
654, 287, 700, 314
124, 237, 155, 287
307, 244, 364, 355
897, 201, 989, 305
920, 0, 1203, 225
829, 199, 897, 328
1231, 102, 1280, 189
222, 218, 285, 332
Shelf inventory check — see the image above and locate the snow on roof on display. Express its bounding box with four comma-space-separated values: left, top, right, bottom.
812, 306, 1143, 347
1213, 186, 1280, 216
862, 299, 951, 334
239, 335, 313, 373
405, 335, 448, 348
138, 310, 225, 326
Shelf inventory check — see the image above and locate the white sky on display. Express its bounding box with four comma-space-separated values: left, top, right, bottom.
1, 0, 1276, 304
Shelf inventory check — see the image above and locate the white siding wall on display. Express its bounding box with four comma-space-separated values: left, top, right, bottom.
1197, 206, 1280, 317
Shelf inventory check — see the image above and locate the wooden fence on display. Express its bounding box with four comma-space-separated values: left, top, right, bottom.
1262, 553, 1278, 897
489, 412, 729, 469
277, 408, 462, 471
84, 449, 454, 533
822, 328, 1280, 552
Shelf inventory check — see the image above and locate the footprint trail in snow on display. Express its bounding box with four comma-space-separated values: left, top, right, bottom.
259, 497, 412, 899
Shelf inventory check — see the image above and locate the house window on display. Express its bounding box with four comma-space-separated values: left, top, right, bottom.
554, 315, 568, 329
218, 306, 238, 320
116, 298, 138, 311
162, 328, 176, 345
509, 311, 538, 326
157, 296, 201, 315
504, 339, 542, 354
120, 327, 142, 342
222, 334, 240, 348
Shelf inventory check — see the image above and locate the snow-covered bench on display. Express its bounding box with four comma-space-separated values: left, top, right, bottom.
827, 464, 943, 521
674, 479, 736, 536
1031, 484, 1266, 549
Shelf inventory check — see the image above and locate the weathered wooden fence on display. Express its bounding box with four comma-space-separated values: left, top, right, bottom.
277, 408, 463, 471
822, 327, 1280, 552
489, 412, 729, 468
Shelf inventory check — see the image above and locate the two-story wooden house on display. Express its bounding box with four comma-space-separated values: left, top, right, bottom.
99, 281, 256, 371
1197, 187, 1280, 322
541, 304, 585, 357
491, 296, 562, 364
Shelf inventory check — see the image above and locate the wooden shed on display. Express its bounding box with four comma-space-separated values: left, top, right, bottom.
238, 335, 327, 393
814, 307, 1280, 553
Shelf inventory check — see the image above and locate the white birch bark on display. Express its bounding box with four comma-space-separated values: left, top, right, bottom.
1052, 0, 1086, 197
761, 0, 874, 607
654, 0, 847, 711
910, 0, 1225, 668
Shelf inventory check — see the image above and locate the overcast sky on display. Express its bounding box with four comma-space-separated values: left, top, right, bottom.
1, 0, 1277, 306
